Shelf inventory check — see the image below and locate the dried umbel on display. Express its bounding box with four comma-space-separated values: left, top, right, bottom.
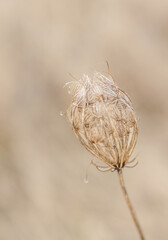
66, 72, 138, 172
66, 69, 145, 240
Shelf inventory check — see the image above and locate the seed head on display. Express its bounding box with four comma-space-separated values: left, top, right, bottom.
66, 71, 138, 172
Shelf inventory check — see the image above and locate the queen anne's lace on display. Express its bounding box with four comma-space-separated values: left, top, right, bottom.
66, 72, 138, 172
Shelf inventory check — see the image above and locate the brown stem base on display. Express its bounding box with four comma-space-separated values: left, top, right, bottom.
117, 169, 145, 240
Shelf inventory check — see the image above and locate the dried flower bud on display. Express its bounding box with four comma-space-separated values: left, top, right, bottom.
66, 72, 138, 172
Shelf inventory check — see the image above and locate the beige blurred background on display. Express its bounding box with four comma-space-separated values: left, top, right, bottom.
0, 0, 168, 239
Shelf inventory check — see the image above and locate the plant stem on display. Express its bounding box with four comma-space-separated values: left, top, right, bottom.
117, 169, 145, 240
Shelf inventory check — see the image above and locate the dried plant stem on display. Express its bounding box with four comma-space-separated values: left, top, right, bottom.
117, 169, 145, 240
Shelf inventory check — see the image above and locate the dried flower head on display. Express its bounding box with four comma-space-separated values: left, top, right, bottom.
66, 70, 138, 172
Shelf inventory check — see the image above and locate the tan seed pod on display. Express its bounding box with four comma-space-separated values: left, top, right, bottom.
66, 69, 145, 240
66, 71, 138, 172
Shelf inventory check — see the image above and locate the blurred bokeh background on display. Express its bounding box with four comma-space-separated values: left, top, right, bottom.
0, 0, 168, 239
